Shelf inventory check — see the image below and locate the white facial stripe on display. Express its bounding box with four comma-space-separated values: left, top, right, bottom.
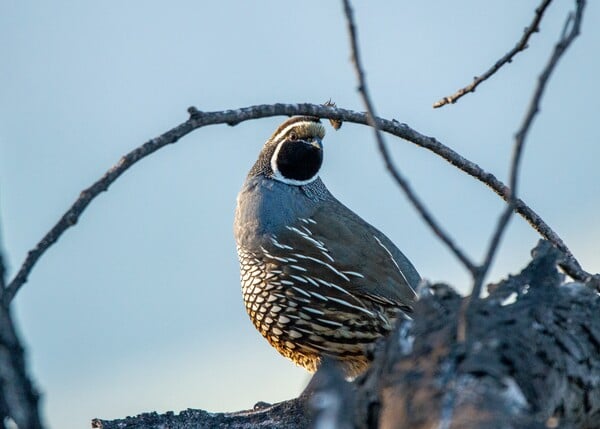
270, 139, 320, 186
270, 120, 324, 145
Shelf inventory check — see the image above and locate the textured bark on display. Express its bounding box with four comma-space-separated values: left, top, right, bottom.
0, 304, 43, 429
91, 398, 308, 429
370, 241, 600, 429
93, 241, 600, 428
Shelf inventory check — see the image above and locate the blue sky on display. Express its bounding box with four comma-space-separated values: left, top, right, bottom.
1, 1, 599, 428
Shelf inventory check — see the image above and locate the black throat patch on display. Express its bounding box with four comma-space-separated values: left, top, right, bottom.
275, 140, 323, 182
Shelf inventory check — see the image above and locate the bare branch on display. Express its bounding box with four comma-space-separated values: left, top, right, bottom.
474, 0, 586, 301
3, 103, 588, 303
433, 0, 553, 108
341, 0, 478, 275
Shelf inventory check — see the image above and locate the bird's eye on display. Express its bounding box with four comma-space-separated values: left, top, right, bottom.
288, 131, 298, 141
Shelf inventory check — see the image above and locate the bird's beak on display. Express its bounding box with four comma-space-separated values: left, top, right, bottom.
310, 137, 323, 150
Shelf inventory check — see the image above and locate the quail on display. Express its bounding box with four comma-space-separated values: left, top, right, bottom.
234, 116, 420, 377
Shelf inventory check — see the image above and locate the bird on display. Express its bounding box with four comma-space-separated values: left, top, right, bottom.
234, 116, 420, 377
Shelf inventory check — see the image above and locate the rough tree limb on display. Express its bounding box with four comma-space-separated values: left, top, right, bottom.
92, 241, 600, 428
371, 241, 600, 429
0, 246, 44, 429
91, 399, 308, 429
0, 307, 44, 428
433, 0, 554, 108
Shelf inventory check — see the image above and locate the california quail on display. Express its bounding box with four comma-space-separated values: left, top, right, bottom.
234, 116, 420, 377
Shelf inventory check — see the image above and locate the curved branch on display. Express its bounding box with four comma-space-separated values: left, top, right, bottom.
341, 0, 477, 274
433, 0, 553, 108
3, 103, 587, 303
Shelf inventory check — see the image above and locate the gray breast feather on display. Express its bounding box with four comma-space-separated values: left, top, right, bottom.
234, 176, 327, 249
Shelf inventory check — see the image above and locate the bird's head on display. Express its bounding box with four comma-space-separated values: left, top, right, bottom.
250, 116, 326, 186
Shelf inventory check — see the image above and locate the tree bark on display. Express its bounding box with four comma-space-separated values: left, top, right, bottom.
92, 241, 600, 428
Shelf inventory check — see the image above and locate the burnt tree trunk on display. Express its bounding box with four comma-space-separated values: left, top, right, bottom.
92, 241, 600, 429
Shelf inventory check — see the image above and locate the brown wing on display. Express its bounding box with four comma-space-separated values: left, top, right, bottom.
262, 205, 418, 317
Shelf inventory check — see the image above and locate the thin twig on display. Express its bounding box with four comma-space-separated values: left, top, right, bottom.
474, 0, 586, 301
340, 0, 477, 275
433, 0, 553, 108
3, 103, 587, 303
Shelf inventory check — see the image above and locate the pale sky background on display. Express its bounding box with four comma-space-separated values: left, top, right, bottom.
1, 1, 599, 428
